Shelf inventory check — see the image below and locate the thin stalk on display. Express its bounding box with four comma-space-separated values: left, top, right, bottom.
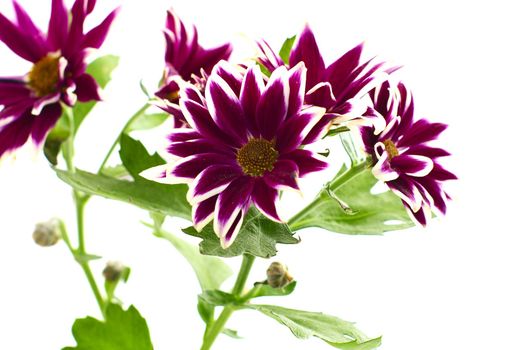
97, 103, 150, 174
62, 106, 106, 315
200, 254, 256, 350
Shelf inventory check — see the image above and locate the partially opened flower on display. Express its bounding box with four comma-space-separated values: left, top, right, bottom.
154, 9, 232, 127
0, 0, 119, 157
258, 25, 392, 142
144, 61, 328, 248
360, 81, 457, 225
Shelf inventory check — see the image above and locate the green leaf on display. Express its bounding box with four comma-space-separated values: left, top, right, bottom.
100, 164, 129, 178
288, 162, 414, 234
256, 62, 272, 78
222, 328, 242, 339
183, 207, 298, 258
118, 134, 164, 180
278, 35, 296, 65
63, 304, 153, 350
247, 304, 381, 349
124, 112, 169, 133
73, 55, 120, 133
55, 168, 191, 220
199, 290, 238, 306
151, 225, 232, 325
244, 281, 297, 300
154, 227, 232, 292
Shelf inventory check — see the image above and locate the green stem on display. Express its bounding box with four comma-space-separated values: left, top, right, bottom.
287, 161, 370, 230
62, 106, 106, 315
97, 103, 150, 174
200, 254, 256, 350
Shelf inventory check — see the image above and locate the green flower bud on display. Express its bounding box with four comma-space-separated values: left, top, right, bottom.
32, 219, 61, 247
103, 261, 125, 282
266, 262, 293, 288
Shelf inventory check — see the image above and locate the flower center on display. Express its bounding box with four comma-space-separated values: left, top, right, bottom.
236, 138, 278, 177
28, 55, 60, 97
383, 139, 399, 160
166, 89, 180, 103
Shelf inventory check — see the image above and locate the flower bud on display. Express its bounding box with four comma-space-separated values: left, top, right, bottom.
32, 219, 61, 247
266, 262, 293, 288
103, 261, 125, 282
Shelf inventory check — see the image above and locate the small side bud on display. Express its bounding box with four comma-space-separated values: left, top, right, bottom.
266, 262, 293, 288
103, 261, 125, 282
33, 219, 61, 247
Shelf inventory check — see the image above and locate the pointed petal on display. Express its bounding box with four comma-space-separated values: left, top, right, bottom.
256, 66, 289, 140
180, 91, 236, 147
214, 177, 254, 246
30, 103, 62, 146
281, 149, 329, 177
187, 164, 242, 204
82, 7, 120, 49
372, 151, 399, 182
47, 0, 68, 49
193, 195, 217, 232
387, 176, 424, 213
0, 12, 42, 62
263, 159, 300, 191
220, 210, 244, 249
286, 62, 306, 119
0, 110, 33, 157
289, 25, 325, 90
306, 81, 337, 109
167, 128, 201, 143
74, 74, 102, 102
240, 65, 265, 136
302, 113, 336, 145
326, 42, 363, 94
212, 60, 242, 95
205, 67, 247, 143
252, 179, 281, 222
170, 153, 235, 183
390, 154, 434, 177
168, 139, 231, 158
13, 0, 47, 49
397, 119, 448, 148
276, 106, 325, 153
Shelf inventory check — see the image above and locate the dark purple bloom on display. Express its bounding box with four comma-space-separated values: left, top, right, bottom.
154, 9, 232, 127
143, 61, 328, 248
258, 25, 392, 142
361, 81, 457, 226
0, 0, 118, 157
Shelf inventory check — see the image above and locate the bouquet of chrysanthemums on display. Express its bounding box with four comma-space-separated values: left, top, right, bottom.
0, 1, 456, 349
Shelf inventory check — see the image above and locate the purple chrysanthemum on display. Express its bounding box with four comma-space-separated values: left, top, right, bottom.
258, 25, 392, 142
144, 61, 329, 248
361, 81, 457, 226
0, 0, 118, 157
154, 9, 232, 127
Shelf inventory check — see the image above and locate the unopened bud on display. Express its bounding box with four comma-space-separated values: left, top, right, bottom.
33, 219, 61, 247
103, 261, 125, 282
266, 262, 293, 288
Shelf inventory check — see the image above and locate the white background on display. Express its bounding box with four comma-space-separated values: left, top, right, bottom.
1, 0, 526, 349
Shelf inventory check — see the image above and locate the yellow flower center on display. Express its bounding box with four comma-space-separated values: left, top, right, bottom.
383, 139, 399, 160
236, 138, 278, 177
166, 89, 180, 103
28, 55, 60, 97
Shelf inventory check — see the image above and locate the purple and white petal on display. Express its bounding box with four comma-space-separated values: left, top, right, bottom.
289, 25, 325, 89
276, 106, 325, 153
240, 65, 265, 136
256, 66, 290, 140
390, 154, 434, 177
214, 177, 254, 246
372, 151, 399, 182
30, 103, 62, 146
205, 69, 247, 143
281, 149, 329, 177
187, 164, 241, 204
251, 179, 281, 222
286, 62, 306, 119
263, 160, 300, 191
192, 195, 217, 232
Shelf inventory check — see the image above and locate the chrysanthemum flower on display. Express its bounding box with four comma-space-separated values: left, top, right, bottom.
144, 61, 328, 248
360, 81, 457, 226
258, 25, 392, 142
0, 0, 118, 157
154, 9, 232, 127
